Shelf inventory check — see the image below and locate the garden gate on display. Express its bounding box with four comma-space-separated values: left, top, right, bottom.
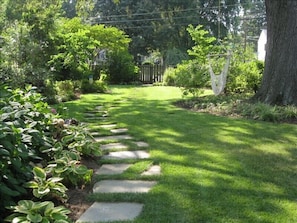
139, 64, 165, 83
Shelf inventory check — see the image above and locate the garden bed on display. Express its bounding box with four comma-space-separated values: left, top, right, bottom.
174, 94, 297, 124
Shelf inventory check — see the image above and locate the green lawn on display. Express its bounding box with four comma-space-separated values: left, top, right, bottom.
63, 86, 297, 223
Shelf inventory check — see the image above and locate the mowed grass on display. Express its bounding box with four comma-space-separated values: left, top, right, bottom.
63, 86, 297, 223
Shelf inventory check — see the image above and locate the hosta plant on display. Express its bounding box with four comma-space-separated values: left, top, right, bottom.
5, 200, 71, 223
25, 167, 67, 202
46, 150, 93, 187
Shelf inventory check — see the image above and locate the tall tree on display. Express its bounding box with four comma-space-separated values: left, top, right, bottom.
92, 0, 244, 58
254, 0, 297, 105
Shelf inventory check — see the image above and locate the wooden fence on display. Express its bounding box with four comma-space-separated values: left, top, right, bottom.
139, 64, 165, 83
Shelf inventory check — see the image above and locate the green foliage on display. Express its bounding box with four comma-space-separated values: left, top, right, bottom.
5, 200, 70, 223
227, 47, 264, 94
187, 25, 216, 64
93, 0, 255, 57
51, 17, 132, 83
165, 48, 189, 67
55, 80, 78, 102
174, 60, 208, 97
179, 93, 297, 123
46, 152, 93, 187
0, 85, 56, 214
107, 50, 138, 84
25, 167, 67, 201
178, 27, 263, 96
167, 25, 217, 96
0, 0, 61, 90
163, 67, 177, 86
0, 84, 99, 219
0, 21, 52, 89
81, 74, 108, 94
56, 124, 102, 157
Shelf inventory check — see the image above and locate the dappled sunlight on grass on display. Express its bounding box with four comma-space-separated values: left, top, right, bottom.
62, 86, 297, 222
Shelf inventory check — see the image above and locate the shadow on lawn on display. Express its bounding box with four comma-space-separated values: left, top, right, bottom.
65, 90, 297, 222
107, 96, 297, 222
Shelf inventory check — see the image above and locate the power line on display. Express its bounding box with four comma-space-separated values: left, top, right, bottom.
93, 1, 264, 21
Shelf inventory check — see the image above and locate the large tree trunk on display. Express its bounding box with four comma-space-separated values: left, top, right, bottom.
254, 0, 297, 105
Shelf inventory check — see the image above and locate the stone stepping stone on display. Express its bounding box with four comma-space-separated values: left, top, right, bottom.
102, 150, 150, 160
76, 202, 143, 223
99, 124, 117, 129
141, 165, 161, 176
84, 113, 97, 117
93, 180, 157, 193
133, 141, 149, 147
110, 128, 128, 134
88, 116, 108, 120
95, 106, 104, 110
95, 135, 133, 142
90, 132, 101, 137
95, 164, 131, 175
100, 142, 128, 151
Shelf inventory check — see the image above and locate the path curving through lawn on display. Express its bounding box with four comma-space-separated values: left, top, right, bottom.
64, 86, 297, 223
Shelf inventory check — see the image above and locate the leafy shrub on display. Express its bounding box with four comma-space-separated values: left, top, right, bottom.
25, 167, 68, 202
163, 67, 176, 86
108, 50, 138, 84
0, 84, 99, 219
81, 74, 108, 94
174, 60, 208, 96
55, 80, 77, 102
227, 60, 263, 94
0, 85, 56, 214
178, 93, 297, 123
46, 152, 93, 187
5, 200, 70, 223
225, 45, 264, 94
42, 79, 58, 104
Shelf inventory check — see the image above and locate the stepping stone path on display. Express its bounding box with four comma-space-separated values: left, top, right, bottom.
95, 164, 131, 175
100, 142, 128, 151
102, 150, 150, 160
94, 135, 133, 142
110, 128, 128, 134
93, 180, 157, 193
77, 106, 161, 223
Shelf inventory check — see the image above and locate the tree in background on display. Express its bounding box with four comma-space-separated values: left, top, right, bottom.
50, 17, 134, 83
91, 0, 265, 64
0, 0, 63, 88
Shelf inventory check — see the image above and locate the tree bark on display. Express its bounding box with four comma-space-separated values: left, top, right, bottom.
254, 0, 297, 105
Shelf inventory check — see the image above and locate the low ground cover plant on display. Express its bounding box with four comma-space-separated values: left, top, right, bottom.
0, 84, 100, 221
175, 93, 297, 123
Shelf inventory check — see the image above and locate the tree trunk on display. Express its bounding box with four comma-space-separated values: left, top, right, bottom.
254, 0, 297, 105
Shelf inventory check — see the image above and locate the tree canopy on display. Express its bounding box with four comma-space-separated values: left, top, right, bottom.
90, 0, 265, 58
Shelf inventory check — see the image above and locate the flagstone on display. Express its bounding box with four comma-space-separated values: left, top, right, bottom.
133, 141, 149, 147
95, 164, 131, 175
99, 124, 117, 129
141, 165, 161, 176
76, 202, 143, 223
102, 150, 150, 160
100, 142, 128, 151
93, 180, 157, 193
95, 135, 133, 142
95, 106, 104, 110
110, 128, 128, 134
84, 113, 97, 117
90, 132, 102, 137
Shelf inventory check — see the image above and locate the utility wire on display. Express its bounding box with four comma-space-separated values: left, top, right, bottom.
93, 1, 264, 20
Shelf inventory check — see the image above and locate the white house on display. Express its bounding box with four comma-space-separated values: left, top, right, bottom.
257, 29, 267, 61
